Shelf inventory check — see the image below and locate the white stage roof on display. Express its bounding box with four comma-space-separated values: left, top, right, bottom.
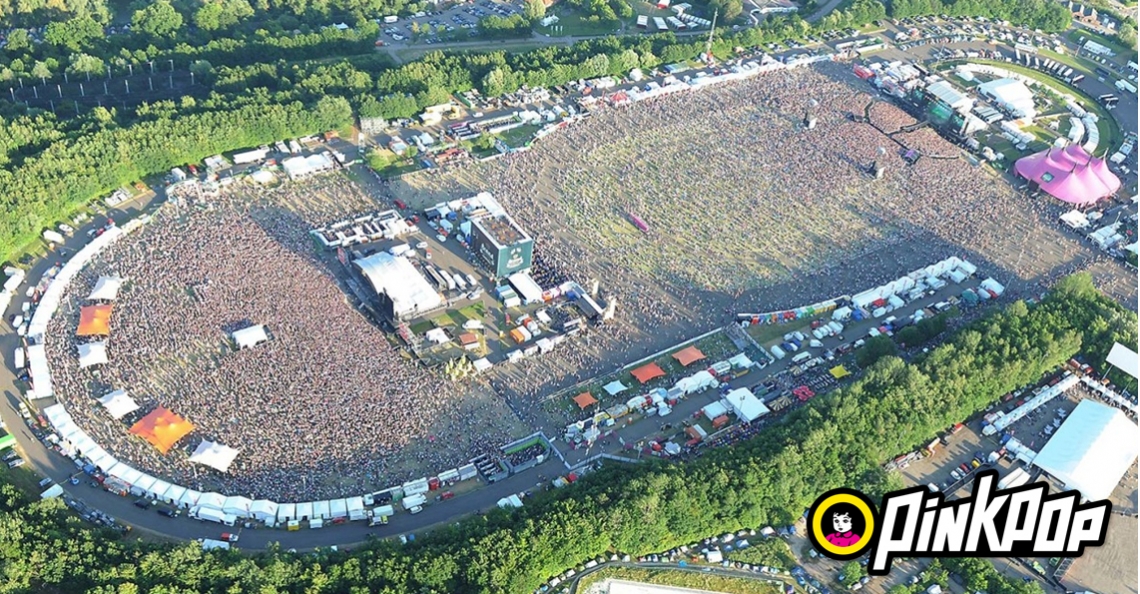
232, 325, 269, 349
87, 276, 123, 301
97, 389, 139, 419
77, 341, 108, 368
1033, 400, 1138, 501
189, 440, 240, 473
355, 252, 442, 319
282, 153, 334, 179
507, 272, 544, 304
978, 78, 1036, 118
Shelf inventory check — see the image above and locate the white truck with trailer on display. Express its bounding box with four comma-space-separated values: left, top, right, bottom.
190, 506, 237, 526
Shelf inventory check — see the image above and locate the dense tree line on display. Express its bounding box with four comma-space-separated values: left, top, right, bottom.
0, 274, 1128, 593
0, 95, 350, 259
888, 0, 1072, 32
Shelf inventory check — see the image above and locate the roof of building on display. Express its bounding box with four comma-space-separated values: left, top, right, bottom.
355, 252, 442, 318
473, 212, 531, 248
1014, 144, 1122, 205
1033, 400, 1138, 501
977, 78, 1036, 118
926, 80, 972, 109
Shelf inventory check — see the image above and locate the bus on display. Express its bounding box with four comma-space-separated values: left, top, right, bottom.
1095, 66, 1112, 78
1068, 74, 1085, 85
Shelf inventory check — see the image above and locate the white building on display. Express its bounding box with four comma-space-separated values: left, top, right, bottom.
978, 78, 1037, 120
925, 80, 974, 113
1032, 400, 1138, 501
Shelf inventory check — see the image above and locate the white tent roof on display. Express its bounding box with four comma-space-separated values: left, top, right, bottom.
147, 478, 173, 500
295, 501, 313, 520
97, 390, 139, 419
178, 489, 202, 508
26, 344, 53, 399
724, 388, 770, 422
119, 466, 144, 486
222, 495, 254, 517
281, 153, 334, 179
472, 357, 493, 373
329, 498, 348, 518
197, 492, 227, 511
1106, 342, 1139, 380
1033, 400, 1138, 501
604, 381, 628, 396
250, 499, 279, 521
231, 325, 269, 349
702, 401, 729, 420
507, 272, 544, 304
277, 502, 297, 522
164, 483, 187, 504
425, 328, 450, 344
355, 252, 442, 318
978, 78, 1036, 118
77, 342, 109, 368
313, 500, 331, 519
189, 440, 240, 473
87, 276, 123, 301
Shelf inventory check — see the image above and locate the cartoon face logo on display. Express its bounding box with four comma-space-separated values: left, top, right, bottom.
808, 489, 877, 560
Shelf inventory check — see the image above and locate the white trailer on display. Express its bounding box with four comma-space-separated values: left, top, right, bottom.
200, 539, 232, 551
191, 506, 237, 526
997, 467, 1029, 490
402, 493, 427, 510
232, 148, 270, 164
42, 230, 65, 245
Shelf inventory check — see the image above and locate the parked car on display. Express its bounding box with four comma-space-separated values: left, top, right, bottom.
133, 499, 152, 509
157, 508, 179, 518
221, 532, 239, 542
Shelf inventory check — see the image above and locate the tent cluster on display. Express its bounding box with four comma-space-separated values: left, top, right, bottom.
1014, 144, 1122, 206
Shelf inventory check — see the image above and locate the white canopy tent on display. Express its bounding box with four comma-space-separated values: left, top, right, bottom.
603, 381, 628, 396
1033, 400, 1138, 501
189, 440, 240, 473
87, 276, 124, 301
132, 473, 157, 495
329, 498, 348, 519
250, 500, 279, 522
222, 495, 254, 517
277, 503, 297, 522
97, 390, 139, 419
724, 388, 770, 422
178, 489, 202, 509
231, 325, 269, 350
313, 500, 331, 519
77, 342, 109, 368
296, 502, 314, 520
1106, 342, 1139, 380
196, 492, 227, 511
147, 478, 173, 500
164, 484, 187, 505
26, 344, 53, 399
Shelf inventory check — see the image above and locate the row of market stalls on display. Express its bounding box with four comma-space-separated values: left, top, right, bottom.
565, 346, 759, 445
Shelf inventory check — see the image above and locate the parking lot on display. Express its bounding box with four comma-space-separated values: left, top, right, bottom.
378, 0, 525, 46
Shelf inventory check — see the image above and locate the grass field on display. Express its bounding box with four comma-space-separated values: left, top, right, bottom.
1068, 29, 1135, 62
496, 123, 542, 148
536, 7, 622, 36
577, 566, 783, 594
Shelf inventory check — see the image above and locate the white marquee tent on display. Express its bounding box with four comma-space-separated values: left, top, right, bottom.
222, 495, 254, 517
231, 325, 269, 349
97, 390, 139, 419
1033, 400, 1139, 501
724, 388, 770, 423
77, 342, 109, 368
87, 276, 124, 301
277, 503, 297, 522
250, 500, 279, 522
197, 492, 227, 511
1106, 342, 1139, 380
189, 440, 240, 473
26, 344, 53, 399
604, 381, 628, 396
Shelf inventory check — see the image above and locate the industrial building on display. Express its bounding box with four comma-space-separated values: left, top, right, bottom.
925, 80, 974, 113
470, 211, 534, 279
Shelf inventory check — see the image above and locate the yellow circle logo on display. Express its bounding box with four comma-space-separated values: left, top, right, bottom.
807, 489, 878, 560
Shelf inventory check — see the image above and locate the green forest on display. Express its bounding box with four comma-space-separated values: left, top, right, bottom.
0, 274, 1131, 593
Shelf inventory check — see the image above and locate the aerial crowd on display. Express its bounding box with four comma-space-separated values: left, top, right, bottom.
41, 61, 1134, 502
47, 176, 521, 501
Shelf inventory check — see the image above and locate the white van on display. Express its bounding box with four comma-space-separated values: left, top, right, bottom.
791, 352, 812, 364
14, 347, 25, 370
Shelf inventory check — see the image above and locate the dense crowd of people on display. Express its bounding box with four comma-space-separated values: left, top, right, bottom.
401, 62, 1133, 421
42, 61, 1134, 502
47, 175, 521, 500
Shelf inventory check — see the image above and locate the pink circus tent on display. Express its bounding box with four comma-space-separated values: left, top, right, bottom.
1014, 144, 1121, 206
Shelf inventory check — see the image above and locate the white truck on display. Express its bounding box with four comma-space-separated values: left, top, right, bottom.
383, 15, 398, 23
1115, 79, 1137, 94
402, 493, 426, 513
200, 538, 232, 551
190, 506, 237, 526
369, 504, 395, 526
997, 467, 1029, 490
42, 230, 65, 245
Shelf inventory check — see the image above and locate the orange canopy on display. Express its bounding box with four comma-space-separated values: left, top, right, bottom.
129, 407, 195, 454
672, 346, 706, 367
77, 304, 113, 336
631, 362, 666, 384
573, 392, 598, 410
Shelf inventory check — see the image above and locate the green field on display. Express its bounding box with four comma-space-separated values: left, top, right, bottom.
496, 123, 542, 148
1068, 29, 1135, 62
535, 6, 622, 36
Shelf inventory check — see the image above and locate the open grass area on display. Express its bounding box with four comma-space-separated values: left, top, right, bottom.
577, 567, 783, 594
1068, 29, 1135, 62
0, 465, 49, 498
746, 314, 825, 347
1040, 48, 1097, 77
536, 7, 621, 36
495, 123, 542, 149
